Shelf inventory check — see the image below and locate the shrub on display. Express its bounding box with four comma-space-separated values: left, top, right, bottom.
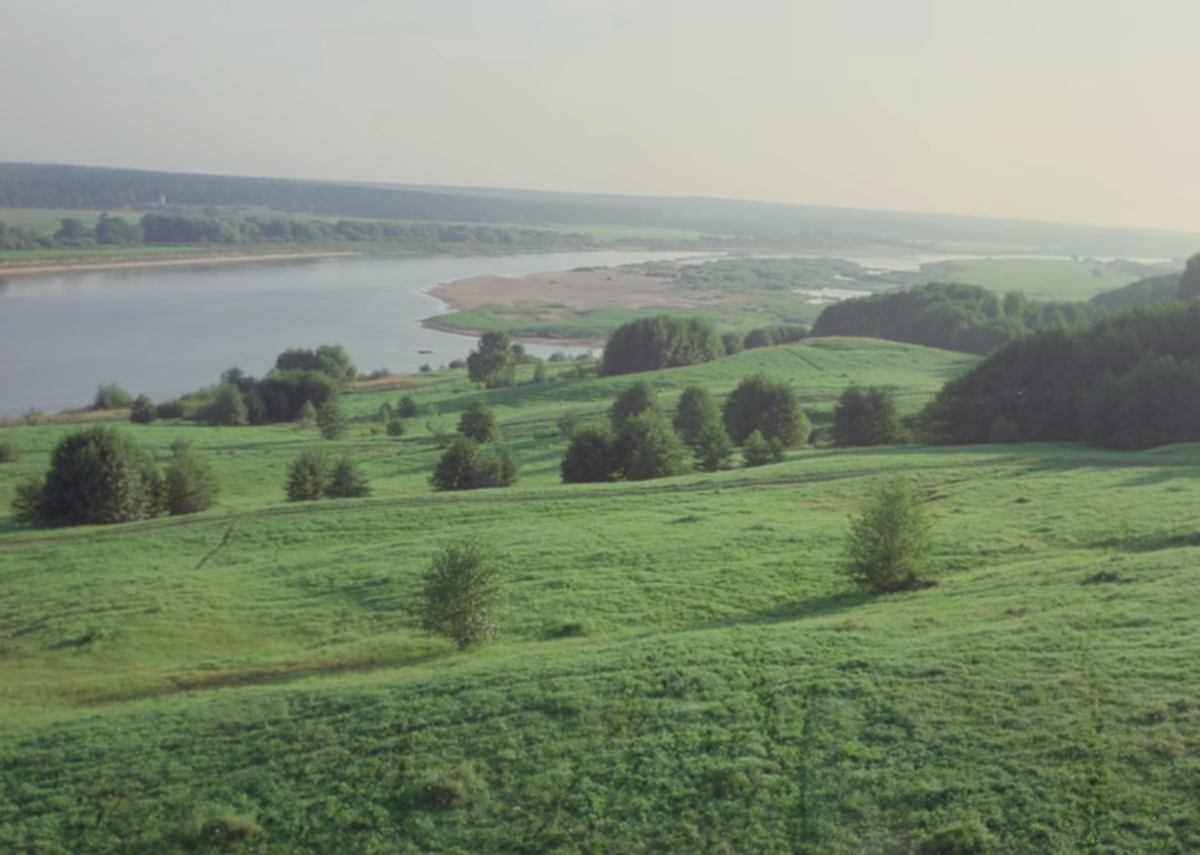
742, 429, 784, 467
561, 424, 620, 483
617, 411, 688, 481
205, 384, 248, 427
458, 398, 499, 443
326, 455, 372, 498
610, 380, 659, 431
92, 383, 132, 411
286, 449, 331, 501
155, 399, 186, 420
556, 410, 584, 438
693, 420, 734, 471
15, 426, 162, 527
431, 437, 518, 491
721, 331, 744, 355
420, 536, 504, 650
831, 386, 903, 447
316, 398, 347, 440
130, 394, 156, 424
385, 417, 406, 437
448, 358, 467, 370
673, 385, 722, 446
162, 441, 220, 515
398, 394, 420, 418
841, 477, 935, 594
296, 400, 318, 427
723, 375, 811, 447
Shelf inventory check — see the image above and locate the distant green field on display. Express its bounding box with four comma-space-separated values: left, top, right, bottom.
917, 257, 1157, 301
6, 339, 1200, 852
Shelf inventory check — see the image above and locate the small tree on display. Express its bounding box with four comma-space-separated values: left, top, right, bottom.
296, 400, 318, 428
673, 385, 721, 446
385, 417, 406, 437
831, 386, 903, 447
93, 383, 133, 411
130, 394, 156, 425
162, 441, 220, 515
286, 449, 330, 501
326, 455, 372, 498
610, 380, 659, 431
458, 398, 499, 443
467, 331, 517, 388
561, 424, 620, 483
317, 398, 347, 440
742, 429, 785, 467
207, 384, 249, 427
431, 437, 518, 491
398, 394, 420, 418
841, 477, 935, 594
420, 536, 504, 650
617, 410, 688, 481
723, 375, 811, 447
693, 420, 734, 472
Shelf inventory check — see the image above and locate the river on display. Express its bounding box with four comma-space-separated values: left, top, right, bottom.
0, 250, 704, 417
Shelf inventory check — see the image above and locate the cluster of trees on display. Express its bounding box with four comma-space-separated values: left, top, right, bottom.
919, 300, 1200, 449
285, 450, 371, 501
561, 375, 811, 483
431, 399, 518, 491
11, 428, 218, 528
811, 282, 1104, 355
600, 316, 726, 376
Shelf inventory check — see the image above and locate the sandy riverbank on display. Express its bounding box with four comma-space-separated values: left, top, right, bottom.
0, 251, 361, 277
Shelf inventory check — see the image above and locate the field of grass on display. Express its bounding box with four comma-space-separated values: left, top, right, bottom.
915, 258, 1157, 302
5, 339, 1200, 852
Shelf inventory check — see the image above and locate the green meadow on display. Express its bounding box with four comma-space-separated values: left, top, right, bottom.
915, 258, 1155, 302
4, 339, 1200, 852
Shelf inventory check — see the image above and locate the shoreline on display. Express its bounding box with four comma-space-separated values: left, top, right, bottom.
0, 250, 363, 277
420, 316, 604, 349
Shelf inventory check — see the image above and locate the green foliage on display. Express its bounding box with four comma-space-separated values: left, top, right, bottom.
741, 430, 784, 467
610, 380, 659, 431
296, 399, 318, 427
15, 426, 162, 527
723, 375, 811, 447
92, 383, 132, 411
285, 449, 330, 502
205, 384, 249, 427
398, 394, 420, 418
560, 425, 620, 483
673, 385, 721, 446
841, 477, 935, 594
556, 410, 584, 437
0, 440, 23, 463
692, 420, 734, 472
617, 411, 688, 481
742, 324, 808, 350
385, 417, 406, 437
831, 386, 903, 447
918, 819, 993, 854
274, 344, 357, 387
531, 360, 548, 384
1091, 272, 1182, 310
129, 394, 156, 425
162, 442, 220, 516
1080, 356, 1200, 449
458, 398, 499, 443
721, 331, 744, 355
420, 537, 504, 650
1178, 253, 1200, 302
316, 398, 347, 440
326, 455, 372, 499
467, 331, 517, 388
256, 370, 339, 423
431, 437, 518, 491
600, 315, 725, 377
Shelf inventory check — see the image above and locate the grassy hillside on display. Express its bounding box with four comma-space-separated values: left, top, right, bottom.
4, 340, 1200, 852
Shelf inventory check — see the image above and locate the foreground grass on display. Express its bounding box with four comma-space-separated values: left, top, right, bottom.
3, 340, 1200, 852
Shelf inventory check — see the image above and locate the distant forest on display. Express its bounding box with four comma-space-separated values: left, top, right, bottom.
4, 163, 1200, 257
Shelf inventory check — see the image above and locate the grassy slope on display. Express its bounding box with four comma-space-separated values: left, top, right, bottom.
916, 258, 1145, 301
4, 340, 1200, 852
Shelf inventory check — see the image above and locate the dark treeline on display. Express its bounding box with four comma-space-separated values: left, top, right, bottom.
811, 282, 1104, 355
920, 301, 1200, 449
600, 316, 726, 376
1089, 273, 1182, 311
0, 212, 598, 252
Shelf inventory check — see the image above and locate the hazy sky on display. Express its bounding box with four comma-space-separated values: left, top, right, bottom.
2, 0, 1197, 233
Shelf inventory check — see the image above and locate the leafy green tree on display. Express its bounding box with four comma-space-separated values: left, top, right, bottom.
207, 383, 249, 427
617, 411, 688, 481
385, 417, 406, 437
431, 437, 518, 491
317, 398, 347, 440
673, 385, 721, 446
721, 332, 744, 355
274, 344, 357, 387
326, 455, 372, 498
841, 477, 935, 594
296, 399, 318, 427
561, 424, 620, 483
1178, 253, 1200, 302
467, 331, 517, 388
92, 383, 132, 411
693, 420, 734, 471
723, 375, 811, 447
831, 386, 903, 447
742, 429, 784, 467
531, 360, 548, 384
286, 449, 330, 501
398, 394, 420, 418
458, 398, 499, 443
13, 427, 162, 527
610, 380, 659, 431
162, 441, 220, 515
130, 394, 156, 425
421, 536, 504, 650
600, 315, 725, 376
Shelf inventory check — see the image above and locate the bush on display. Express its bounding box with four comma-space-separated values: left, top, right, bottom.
431, 437, 518, 491
420, 536, 504, 650
556, 410, 584, 437
673, 385, 721, 446
831, 386, 903, 447
286, 449, 331, 501
316, 398, 347, 440
385, 417, 406, 437
617, 411, 688, 481
130, 394, 156, 424
723, 375, 811, 447
610, 380, 659, 431
326, 455, 372, 498
693, 420, 734, 472
721, 332, 744, 355
600, 315, 724, 376
458, 398, 499, 443
205, 384, 249, 427
742, 429, 784, 467
162, 441, 220, 515
274, 343, 357, 387
155, 399, 186, 420
561, 425, 620, 483
398, 394, 420, 418
92, 383, 132, 411
841, 477, 935, 594
14, 426, 162, 527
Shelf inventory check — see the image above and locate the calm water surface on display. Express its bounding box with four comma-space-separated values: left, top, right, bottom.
0, 251, 702, 417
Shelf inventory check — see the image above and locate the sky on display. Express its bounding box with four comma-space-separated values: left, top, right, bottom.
1, 0, 1197, 233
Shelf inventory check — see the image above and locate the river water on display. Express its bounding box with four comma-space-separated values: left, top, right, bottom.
0, 250, 704, 417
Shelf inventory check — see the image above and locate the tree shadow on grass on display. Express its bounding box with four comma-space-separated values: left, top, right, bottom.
698, 590, 874, 633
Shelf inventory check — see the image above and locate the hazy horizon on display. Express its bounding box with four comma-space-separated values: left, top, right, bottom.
2, 0, 1197, 235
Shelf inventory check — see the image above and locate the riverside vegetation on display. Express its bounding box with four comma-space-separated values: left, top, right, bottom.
6, 324, 1200, 851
